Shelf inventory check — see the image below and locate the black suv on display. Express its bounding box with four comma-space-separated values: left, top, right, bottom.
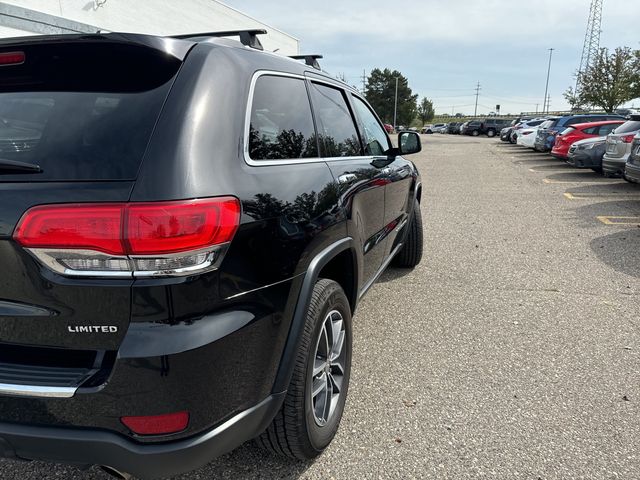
0, 32, 423, 478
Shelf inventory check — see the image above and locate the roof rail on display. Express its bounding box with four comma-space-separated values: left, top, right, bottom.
171, 29, 266, 50
289, 54, 323, 70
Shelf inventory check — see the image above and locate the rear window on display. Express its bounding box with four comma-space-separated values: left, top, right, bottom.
612, 120, 640, 134
0, 42, 180, 181
561, 127, 576, 135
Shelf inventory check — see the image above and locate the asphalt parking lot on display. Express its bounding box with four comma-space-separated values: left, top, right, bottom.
2, 134, 639, 479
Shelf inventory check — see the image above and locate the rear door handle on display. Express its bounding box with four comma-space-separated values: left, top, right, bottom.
338, 173, 357, 184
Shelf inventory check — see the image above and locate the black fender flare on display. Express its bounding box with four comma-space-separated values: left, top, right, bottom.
272, 237, 357, 393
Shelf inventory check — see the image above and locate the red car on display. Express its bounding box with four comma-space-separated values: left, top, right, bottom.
551, 120, 624, 159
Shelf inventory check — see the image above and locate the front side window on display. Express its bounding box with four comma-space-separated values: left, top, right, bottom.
309, 82, 361, 157
249, 75, 318, 161
351, 96, 390, 156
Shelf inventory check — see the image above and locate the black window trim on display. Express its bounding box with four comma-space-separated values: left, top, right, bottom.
243, 70, 375, 167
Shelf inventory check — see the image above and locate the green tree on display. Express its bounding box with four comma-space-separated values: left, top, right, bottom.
365, 68, 418, 126
417, 98, 435, 124
565, 47, 640, 112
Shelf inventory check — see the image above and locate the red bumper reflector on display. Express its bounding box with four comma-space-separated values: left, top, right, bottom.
121, 411, 189, 436
0, 51, 25, 66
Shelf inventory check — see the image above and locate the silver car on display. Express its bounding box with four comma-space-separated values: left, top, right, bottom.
602, 115, 640, 177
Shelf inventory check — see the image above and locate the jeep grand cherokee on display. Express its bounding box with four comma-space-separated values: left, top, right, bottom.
0, 31, 423, 478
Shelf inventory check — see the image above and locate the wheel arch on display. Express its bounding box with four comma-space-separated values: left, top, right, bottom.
272, 238, 358, 393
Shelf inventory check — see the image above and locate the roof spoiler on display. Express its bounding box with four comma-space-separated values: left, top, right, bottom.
171, 29, 266, 50
289, 54, 323, 70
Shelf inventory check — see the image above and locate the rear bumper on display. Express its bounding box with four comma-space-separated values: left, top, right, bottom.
0, 393, 285, 479
624, 163, 640, 183
602, 155, 627, 176
567, 152, 601, 168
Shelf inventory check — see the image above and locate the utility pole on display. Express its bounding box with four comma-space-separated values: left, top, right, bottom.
473, 82, 481, 117
535, 104, 539, 114
543, 48, 554, 114
393, 77, 399, 129
361, 69, 366, 94
546, 94, 552, 113
575, 0, 604, 95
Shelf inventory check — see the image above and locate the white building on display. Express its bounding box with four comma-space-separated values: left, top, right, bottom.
0, 0, 299, 54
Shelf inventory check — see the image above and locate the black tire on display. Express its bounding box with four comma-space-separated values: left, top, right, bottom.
256, 279, 352, 460
394, 199, 423, 268
472, 130, 480, 137
487, 129, 496, 138
591, 167, 603, 173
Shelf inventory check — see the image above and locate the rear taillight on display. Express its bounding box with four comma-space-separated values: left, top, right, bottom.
622, 134, 636, 144
13, 197, 240, 278
0, 51, 25, 66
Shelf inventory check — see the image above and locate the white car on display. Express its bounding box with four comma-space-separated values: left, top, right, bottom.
516, 127, 539, 148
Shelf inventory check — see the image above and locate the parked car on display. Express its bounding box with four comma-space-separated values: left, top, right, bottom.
615, 108, 639, 118
436, 123, 449, 134
516, 127, 540, 148
0, 31, 424, 479
566, 136, 608, 171
602, 115, 640, 177
424, 123, 446, 134
447, 122, 462, 134
483, 118, 512, 137
500, 126, 514, 141
461, 120, 482, 136
551, 120, 624, 159
624, 132, 640, 183
383, 123, 394, 133
533, 114, 624, 152
510, 118, 547, 144
420, 124, 433, 134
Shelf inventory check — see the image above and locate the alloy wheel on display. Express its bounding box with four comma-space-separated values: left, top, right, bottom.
311, 309, 346, 426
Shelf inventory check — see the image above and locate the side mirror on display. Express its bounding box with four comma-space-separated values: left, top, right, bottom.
398, 131, 422, 155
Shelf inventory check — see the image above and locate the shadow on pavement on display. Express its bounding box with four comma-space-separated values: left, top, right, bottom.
377, 266, 414, 283
590, 229, 640, 279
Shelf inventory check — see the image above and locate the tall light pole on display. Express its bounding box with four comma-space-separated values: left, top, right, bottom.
393, 77, 399, 128
473, 82, 481, 117
543, 48, 554, 113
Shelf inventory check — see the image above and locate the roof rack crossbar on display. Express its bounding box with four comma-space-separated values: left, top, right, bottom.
171, 29, 266, 50
289, 54, 323, 70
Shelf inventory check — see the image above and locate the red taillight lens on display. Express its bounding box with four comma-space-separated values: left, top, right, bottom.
622, 134, 636, 144
13, 204, 124, 255
0, 51, 25, 66
125, 198, 239, 255
13, 197, 240, 277
121, 411, 189, 436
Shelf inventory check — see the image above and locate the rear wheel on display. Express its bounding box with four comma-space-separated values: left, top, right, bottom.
487, 129, 496, 137
394, 199, 423, 268
472, 130, 480, 137
256, 279, 352, 460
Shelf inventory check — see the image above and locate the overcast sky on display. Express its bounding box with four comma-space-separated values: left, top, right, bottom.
221, 0, 640, 116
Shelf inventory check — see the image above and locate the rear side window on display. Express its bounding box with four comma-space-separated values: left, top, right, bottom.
598, 124, 621, 136
309, 82, 361, 158
562, 127, 576, 135
612, 120, 640, 134
0, 42, 180, 181
351, 96, 390, 156
249, 75, 318, 161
